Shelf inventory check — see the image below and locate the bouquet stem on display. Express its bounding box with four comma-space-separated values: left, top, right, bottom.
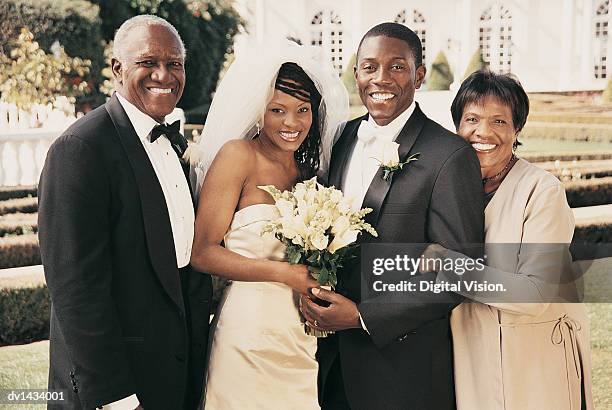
304, 284, 334, 338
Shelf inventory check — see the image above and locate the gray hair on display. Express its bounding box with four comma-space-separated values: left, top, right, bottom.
113, 14, 186, 61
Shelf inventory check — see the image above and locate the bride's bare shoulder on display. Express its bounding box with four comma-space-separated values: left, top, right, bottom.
215, 139, 255, 164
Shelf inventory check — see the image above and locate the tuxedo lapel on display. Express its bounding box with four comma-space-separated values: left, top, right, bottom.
105, 94, 185, 312
328, 115, 365, 190
361, 104, 426, 228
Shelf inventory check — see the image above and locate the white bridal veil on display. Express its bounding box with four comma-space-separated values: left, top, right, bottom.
192, 40, 349, 197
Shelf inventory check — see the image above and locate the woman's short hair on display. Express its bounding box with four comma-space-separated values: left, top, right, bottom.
451, 69, 529, 133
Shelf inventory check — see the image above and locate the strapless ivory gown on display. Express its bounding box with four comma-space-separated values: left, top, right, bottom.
204, 204, 319, 410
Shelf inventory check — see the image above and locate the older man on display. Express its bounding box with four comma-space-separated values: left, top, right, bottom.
38, 15, 212, 410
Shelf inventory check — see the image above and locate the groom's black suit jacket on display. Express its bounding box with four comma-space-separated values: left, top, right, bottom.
38, 94, 212, 410
318, 105, 485, 410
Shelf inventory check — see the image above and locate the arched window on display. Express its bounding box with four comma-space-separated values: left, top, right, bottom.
310, 10, 344, 75
478, 3, 512, 73
394, 9, 427, 67
594, 0, 610, 79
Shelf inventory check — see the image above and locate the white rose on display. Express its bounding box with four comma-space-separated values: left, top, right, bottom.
328, 229, 359, 253
380, 140, 400, 167
309, 230, 329, 251
331, 215, 350, 236
276, 198, 294, 218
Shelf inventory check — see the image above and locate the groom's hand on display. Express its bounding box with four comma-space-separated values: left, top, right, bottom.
300, 288, 361, 331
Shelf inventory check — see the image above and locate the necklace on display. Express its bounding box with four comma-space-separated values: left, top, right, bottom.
482, 154, 517, 184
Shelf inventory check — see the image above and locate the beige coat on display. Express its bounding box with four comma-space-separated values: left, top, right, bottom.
445, 159, 594, 410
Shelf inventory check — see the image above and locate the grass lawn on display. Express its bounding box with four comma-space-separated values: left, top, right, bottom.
0, 307, 610, 408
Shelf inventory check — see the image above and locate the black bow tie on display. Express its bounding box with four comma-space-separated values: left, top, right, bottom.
150, 120, 188, 158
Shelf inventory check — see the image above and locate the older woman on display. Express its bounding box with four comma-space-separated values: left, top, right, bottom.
427, 70, 593, 409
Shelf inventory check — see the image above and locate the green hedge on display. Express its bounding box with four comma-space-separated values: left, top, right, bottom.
521, 152, 612, 163
0, 0, 105, 107
0, 285, 50, 345
0, 222, 37, 237
574, 222, 612, 243
0, 197, 38, 215
528, 113, 612, 125
564, 177, 612, 208
0, 212, 37, 237
0, 234, 40, 269
0, 186, 37, 201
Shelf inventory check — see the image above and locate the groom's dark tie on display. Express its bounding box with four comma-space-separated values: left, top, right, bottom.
151, 120, 188, 158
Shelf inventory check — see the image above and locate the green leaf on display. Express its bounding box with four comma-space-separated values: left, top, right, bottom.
318, 266, 329, 285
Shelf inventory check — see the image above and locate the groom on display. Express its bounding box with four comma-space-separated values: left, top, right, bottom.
38, 15, 211, 409
301, 23, 484, 409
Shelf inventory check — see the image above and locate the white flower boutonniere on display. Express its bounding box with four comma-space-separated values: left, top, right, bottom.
376, 140, 420, 181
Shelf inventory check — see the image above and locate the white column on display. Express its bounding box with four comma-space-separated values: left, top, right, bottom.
458, 0, 473, 76
580, 0, 594, 87
559, 0, 575, 90
351, 0, 363, 53
607, 5, 612, 80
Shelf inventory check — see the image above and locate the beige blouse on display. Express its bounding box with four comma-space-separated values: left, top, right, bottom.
444, 159, 593, 410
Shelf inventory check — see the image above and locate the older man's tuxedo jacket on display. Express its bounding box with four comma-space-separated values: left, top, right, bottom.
38, 95, 212, 410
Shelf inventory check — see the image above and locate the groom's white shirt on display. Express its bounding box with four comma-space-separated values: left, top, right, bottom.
103, 94, 195, 410
341, 102, 415, 333
342, 102, 415, 210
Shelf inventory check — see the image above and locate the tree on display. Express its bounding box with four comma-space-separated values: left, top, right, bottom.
427, 51, 453, 90
0, 28, 91, 112
0, 0, 104, 108
91, 0, 243, 115
462, 48, 486, 80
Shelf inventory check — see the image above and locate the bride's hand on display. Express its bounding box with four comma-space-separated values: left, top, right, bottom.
281, 263, 319, 295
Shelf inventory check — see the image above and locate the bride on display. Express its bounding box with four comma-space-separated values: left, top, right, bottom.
190, 41, 348, 409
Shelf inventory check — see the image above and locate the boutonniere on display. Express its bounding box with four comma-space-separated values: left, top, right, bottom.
181, 141, 205, 166
375, 140, 420, 181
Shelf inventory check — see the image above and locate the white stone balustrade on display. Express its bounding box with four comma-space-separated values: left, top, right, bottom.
0, 99, 77, 187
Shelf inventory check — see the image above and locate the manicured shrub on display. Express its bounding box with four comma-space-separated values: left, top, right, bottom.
0, 234, 40, 269
0, 186, 36, 201
564, 177, 612, 208
427, 51, 453, 90
0, 198, 38, 215
521, 152, 612, 163
602, 77, 612, 104
574, 222, 612, 243
462, 48, 486, 81
0, 285, 50, 345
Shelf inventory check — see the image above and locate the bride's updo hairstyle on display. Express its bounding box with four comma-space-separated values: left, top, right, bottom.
275, 62, 322, 180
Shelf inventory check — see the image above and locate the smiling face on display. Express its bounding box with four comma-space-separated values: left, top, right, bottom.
457, 95, 517, 178
355, 35, 426, 126
261, 88, 313, 153
111, 24, 185, 123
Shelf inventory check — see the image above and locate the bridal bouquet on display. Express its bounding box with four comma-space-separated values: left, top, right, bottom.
259, 177, 377, 337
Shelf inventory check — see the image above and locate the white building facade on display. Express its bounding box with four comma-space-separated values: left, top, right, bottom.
233, 0, 612, 92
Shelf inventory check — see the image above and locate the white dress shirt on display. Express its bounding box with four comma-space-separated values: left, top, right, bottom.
342, 102, 416, 210
105, 94, 195, 410
341, 102, 415, 333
